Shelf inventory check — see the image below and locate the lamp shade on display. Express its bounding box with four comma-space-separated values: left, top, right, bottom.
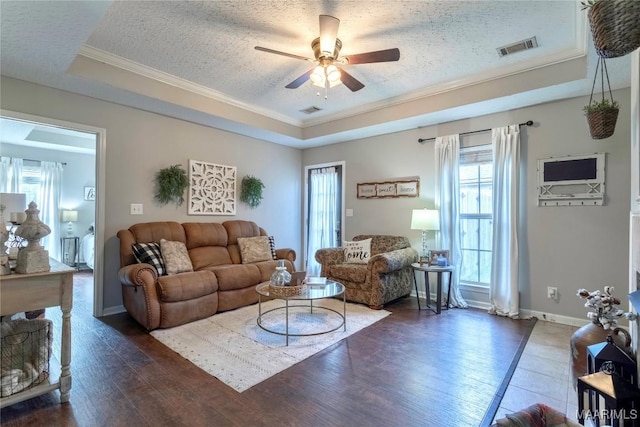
411, 209, 439, 231
61, 210, 78, 222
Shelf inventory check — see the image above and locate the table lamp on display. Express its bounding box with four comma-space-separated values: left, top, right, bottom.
411, 209, 439, 264
61, 210, 78, 236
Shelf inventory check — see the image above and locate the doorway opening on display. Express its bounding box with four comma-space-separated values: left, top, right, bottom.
304, 161, 345, 275
1, 109, 106, 316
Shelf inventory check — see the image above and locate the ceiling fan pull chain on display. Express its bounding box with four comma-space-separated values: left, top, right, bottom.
325, 74, 329, 100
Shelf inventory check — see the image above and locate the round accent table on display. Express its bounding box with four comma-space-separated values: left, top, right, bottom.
255, 280, 346, 345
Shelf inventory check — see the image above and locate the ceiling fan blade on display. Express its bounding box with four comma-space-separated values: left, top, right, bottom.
285, 69, 313, 89
344, 48, 400, 64
339, 69, 365, 92
319, 15, 340, 56
254, 46, 314, 62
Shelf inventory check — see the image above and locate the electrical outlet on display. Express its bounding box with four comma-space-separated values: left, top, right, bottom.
547, 286, 558, 300
130, 203, 143, 215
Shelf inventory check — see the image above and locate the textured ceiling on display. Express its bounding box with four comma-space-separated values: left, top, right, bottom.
0, 1, 633, 148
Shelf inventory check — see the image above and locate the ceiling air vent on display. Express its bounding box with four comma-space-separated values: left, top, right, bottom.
300, 106, 322, 115
497, 37, 538, 57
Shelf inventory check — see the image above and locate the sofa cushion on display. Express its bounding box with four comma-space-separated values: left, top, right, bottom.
223, 220, 264, 264
132, 242, 166, 276
183, 222, 228, 249
327, 263, 368, 284
160, 239, 194, 275
238, 236, 272, 264
189, 246, 233, 270
157, 271, 218, 302
344, 238, 372, 264
208, 264, 262, 291
130, 221, 186, 244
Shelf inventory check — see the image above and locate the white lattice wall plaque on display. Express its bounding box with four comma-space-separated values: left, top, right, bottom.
188, 160, 236, 215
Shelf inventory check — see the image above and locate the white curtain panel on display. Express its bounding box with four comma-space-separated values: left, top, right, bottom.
38, 161, 64, 261
488, 125, 520, 318
0, 157, 23, 193
306, 167, 338, 276
434, 134, 467, 308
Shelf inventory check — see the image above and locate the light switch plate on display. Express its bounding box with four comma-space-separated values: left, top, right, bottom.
346, 209, 353, 217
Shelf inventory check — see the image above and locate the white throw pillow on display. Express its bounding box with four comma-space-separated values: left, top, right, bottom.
160, 239, 194, 275
238, 236, 273, 264
343, 238, 372, 264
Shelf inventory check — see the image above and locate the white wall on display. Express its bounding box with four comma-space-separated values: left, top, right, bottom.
1, 76, 303, 312
303, 88, 632, 320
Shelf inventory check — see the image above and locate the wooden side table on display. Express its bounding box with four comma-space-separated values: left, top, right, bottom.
60, 236, 79, 269
411, 263, 454, 314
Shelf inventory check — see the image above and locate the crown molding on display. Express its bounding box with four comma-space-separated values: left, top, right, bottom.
302, 47, 588, 128
78, 45, 303, 127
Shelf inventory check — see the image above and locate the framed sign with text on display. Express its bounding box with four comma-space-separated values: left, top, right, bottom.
357, 178, 419, 199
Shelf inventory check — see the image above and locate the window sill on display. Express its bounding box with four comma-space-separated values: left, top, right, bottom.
460, 283, 489, 294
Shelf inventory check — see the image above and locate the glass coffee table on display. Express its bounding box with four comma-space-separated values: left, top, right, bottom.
255, 280, 346, 345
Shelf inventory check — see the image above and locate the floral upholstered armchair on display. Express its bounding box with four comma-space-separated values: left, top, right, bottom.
315, 235, 418, 309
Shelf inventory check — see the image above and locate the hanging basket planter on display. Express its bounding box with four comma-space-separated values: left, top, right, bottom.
585, 0, 640, 58
583, 57, 619, 140
586, 107, 619, 139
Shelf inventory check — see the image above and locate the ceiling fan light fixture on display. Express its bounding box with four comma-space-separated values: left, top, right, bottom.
326, 65, 341, 83
310, 66, 326, 87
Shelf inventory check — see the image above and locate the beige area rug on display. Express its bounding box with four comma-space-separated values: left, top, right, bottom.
150, 298, 390, 393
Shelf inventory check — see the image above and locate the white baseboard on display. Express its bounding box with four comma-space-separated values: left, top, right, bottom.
101, 305, 126, 316
428, 292, 587, 327
519, 309, 585, 327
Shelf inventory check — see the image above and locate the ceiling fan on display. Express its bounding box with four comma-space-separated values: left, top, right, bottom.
255, 15, 400, 93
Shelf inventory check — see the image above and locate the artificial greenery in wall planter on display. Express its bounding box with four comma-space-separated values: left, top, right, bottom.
240, 175, 265, 209
154, 164, 189, 206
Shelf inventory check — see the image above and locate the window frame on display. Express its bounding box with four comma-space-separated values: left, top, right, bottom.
459, 145, 493, 290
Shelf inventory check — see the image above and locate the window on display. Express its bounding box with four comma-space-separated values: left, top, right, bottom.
21, 161, 42, 206
459, 145, 493, 288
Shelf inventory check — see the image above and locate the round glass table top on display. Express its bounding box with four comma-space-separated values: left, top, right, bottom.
256, 280, 344, 300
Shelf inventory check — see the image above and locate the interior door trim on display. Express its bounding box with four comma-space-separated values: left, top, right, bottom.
1, 109, 107, 317
303, 161, 346, 272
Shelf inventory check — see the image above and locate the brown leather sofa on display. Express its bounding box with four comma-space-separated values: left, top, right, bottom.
117, 220, 295, 330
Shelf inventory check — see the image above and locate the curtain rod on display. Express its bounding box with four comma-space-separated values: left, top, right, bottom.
417, 120, 534, 144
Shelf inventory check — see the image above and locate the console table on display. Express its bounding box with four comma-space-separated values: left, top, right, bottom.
0, 259, 74, 407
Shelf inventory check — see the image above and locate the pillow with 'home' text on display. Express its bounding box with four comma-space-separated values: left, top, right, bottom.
343, 238, 372, 264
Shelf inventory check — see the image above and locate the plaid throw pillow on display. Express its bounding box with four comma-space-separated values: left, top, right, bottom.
268, 236, 277, 260
132, 242, 166, 276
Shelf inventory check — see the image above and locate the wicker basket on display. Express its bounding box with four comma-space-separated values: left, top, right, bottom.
268, 283, 306, 297
588, 0, 640, 58
586, 107, 619, 139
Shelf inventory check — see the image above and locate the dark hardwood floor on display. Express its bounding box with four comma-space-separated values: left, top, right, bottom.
1, 272, 534, 427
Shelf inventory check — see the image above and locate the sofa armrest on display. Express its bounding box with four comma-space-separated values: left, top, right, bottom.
118, 263, 158, 287
118, 263, 161, 330
315, 247, 345, 267
275, 248, 296, 264
368, 247, 419, 274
